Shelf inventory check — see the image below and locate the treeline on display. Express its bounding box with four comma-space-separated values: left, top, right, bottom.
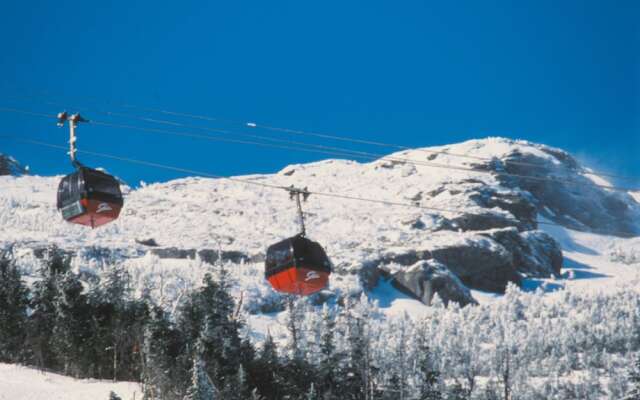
0, 250, 444, 399
0, 250, 147, 381
2, 249, 640, 399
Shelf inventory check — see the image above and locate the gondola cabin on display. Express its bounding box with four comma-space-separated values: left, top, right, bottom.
57, 167, 123, 228
265, 234, 332, 296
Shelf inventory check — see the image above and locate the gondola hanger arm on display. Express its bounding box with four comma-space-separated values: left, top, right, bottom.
286, 185, 310, 236
57, 111, 89, 168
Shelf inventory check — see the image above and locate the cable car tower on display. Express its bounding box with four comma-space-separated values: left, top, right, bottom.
56, 112, 124, 228
264, 186, 332, 296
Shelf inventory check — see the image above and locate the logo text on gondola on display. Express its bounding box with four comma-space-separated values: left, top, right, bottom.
305, 271, 320, 281
97, 203, 113, 213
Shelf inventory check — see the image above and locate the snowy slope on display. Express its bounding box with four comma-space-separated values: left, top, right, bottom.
3, 138, 636, 258
0, 363, 140, 400
0, 138, 637, 307
1, 137, 639, 398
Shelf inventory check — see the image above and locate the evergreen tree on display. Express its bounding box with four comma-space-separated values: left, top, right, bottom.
305, 383, 318, 400
445, 384, 468, 400
184, 356, 218, 400
108, 391, 123, 400
0, 255, 29, 363
90, 266, 132, 380
318, 305, 339, 399
236, 364, 251, 398
142, 305, 181, 399
51, 270, 95, 377
392, 316, 409, 400
285, 296, 304, 360
177, 272, 244, 389
625, 353, 640, 400
252, 333, 284, 399
415, 336, 442, 400
249, 388, 263, 400
27, 248, 70, 370
340, 307, 367, 400
384, 374, 401, 400
220, 364, 252, 400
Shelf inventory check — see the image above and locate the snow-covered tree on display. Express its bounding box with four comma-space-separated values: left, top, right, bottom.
0, 255, 29, 363
252, 333, 283, 399
52, 270, 94, 377
184, 356, 218, 400
305, 383, 318, 400
625, 352, 640, 400
108, 391, 122, 400
414, 331, 442, 400
317, 304, 340, 399
142, 305, 179, 399
27, 248, 70, 370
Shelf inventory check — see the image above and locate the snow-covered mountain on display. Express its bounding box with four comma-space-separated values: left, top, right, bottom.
0, 153, 27, 176
2, 137, 640, 399
1, 137, 638, 312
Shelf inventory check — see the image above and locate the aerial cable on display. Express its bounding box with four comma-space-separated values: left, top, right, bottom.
0, 134, 514, 215
3, 92, 639, 183
0, 105, 387, 163
81, 120, 640, 192
131, 114, 640, 183
55, 104, 407, 162
9, 91, 636, 182
33, 121, 640, 192
0, 106, 638, 193
0, 106, 54, 119
1, 134, 639, 237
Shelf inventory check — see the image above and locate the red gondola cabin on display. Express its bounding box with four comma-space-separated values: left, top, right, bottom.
57, 167, 123, 228
265, 234, 332, 296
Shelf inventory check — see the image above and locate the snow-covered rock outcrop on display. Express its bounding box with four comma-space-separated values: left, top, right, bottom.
0, 154, 27, 176
1, 138, 638, 307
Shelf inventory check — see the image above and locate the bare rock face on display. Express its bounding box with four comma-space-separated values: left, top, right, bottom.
362, 224, 564, 304
363, 234, 521, 297
390, 260, 476, 306
429, 236, 521, 293
494, 148, 640, 237
467, 187, 538, 231
368, 138, 638, 306
0, 154, 27, 176
480, 228, 563, 278
427, 181, 538, 232
443, 210, 519, 232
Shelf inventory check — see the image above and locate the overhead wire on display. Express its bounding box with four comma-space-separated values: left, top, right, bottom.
117, 111, 640, 183
0, 105, 638, 193
0, 135, 488, 215
93, 119, 639, 192
1, 134, 638, 238
5, 90, 638, 182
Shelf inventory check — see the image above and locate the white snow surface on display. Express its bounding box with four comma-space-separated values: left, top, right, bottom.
0, 137, 591, 261
0, 363, 139, 400
1, 137, 640, 397
0, 150, 507, 260
1, 138, 639, 312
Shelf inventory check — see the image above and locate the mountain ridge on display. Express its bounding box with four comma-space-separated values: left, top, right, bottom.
1, 137, 638, 308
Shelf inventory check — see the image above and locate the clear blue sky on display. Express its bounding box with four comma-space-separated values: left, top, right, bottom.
1, 1, 638, 185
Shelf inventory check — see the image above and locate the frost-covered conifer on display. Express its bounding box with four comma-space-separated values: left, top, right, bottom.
184, 356, 218, 400
108, 391, 122, 400
0, 255, 29, 363
625, 353, 640, 400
